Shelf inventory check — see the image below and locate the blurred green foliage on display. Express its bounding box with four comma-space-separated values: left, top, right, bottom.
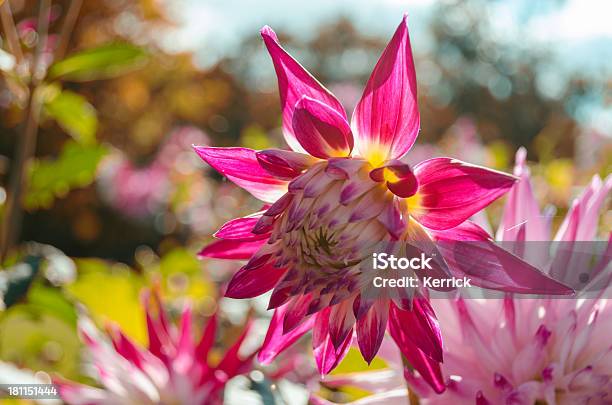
25, 141, 107, 209
47, 42, 148, 82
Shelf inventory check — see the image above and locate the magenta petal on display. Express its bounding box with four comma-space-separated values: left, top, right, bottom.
413, 157, 517, 230
258, 303, 315, 364
356, 299, 388, 364
389, 299, 443, 363
370, 160, 419, 198
292, 96, 353, 158
352, 16, 419, 162
282, 294, 313, 333
216, 321, 253, 377
226, 263, 287, 299
195, 313, 217, 366
388, 301, 446, 394
378, 198, 406, 239
313, 307, 353, 375
433, 221, 574, 295
215, 216, 268, 241
497, 147, 549, 241
256, 149, 317, 180
328, 299, 356, 349
261, 26, 347, 153
198, 238, 266, 260
194, 146, 287, 203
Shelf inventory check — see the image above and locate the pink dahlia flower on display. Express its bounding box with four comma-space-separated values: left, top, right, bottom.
56, 290, 256, 405
415, 149, 612, 404
195, 17, 570, 392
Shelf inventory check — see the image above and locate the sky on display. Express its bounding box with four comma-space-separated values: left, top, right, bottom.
158, 0, 612, 134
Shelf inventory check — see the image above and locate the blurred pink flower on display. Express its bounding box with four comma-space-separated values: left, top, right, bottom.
195, 17, 570, 393
417, 148, 612, 404
56, 290, 256, 405
98, 126, 209, 219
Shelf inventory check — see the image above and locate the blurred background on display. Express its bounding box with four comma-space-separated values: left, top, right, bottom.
0, 0, 610, 402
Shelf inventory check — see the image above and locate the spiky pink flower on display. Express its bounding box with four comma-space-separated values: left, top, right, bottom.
413, 149, 612, 404
195, 17, 570, 392
56, 290, 255, 405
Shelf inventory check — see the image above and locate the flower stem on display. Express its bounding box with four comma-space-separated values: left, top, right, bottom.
0, 0, 23, 63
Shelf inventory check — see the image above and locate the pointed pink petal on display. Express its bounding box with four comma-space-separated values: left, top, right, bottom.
313, 307, 353, 375
216, 321, 255, 378
225, 262, 287, 299
195, 313, 217, 366
292, 96, 353, 158
496, 147, 549, 241
352, 16, 419, 162
388, 302, 445, 394
555, 174, 612, 242
356, 299, 389, 364
329, 298, 357, 349
378, 198, 406, 239
432, 221, 574, 295
198, 238, 266, 260
256, 149, 317, 180
194, 146, 287, 203
282, 293, 313, 333
413, 157, 517, 230
258, 303, 315, 364
143, 289, 171, 359
261, 26, 347, 153
55, 379, 109, 404
389, 300, 442, 363
214, 215, 268, 241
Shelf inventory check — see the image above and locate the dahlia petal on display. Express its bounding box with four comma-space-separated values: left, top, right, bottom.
340, 173, 377, 205
214, 216, 267, 241
348, 187, 387, 222
258, 303, 315, 364
370, 160, 419, 198
352, 16, 419, 163
496, 147, 549, 241
388, 302, 445, 394
555, 173, 612, 242
329, 298, 357, 349
356, 299, 389, 364
313, 307, 353, 375
289, 163, 324, 192
216, 321, 253, 377
56, 380, 110, 405
292, 96, 354, 158
256, 149, 317, 180
225, 262, 287, 299
326, 157, 367, 179
433, 221, 574, 295
413, 157, 517, 230
389, 300, 443, 363
378, 198, 406, 239
261, 26, 347, 153
195, 313, 217, 366
193, 146, 287, 203
263, 192, 294, 217
198, 238, 266, 260
282, 293, 313, 333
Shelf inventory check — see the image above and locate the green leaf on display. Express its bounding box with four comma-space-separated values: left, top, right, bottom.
25, 140, 107, 210
44, 90, 97, 145
47, 42, 148, 82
